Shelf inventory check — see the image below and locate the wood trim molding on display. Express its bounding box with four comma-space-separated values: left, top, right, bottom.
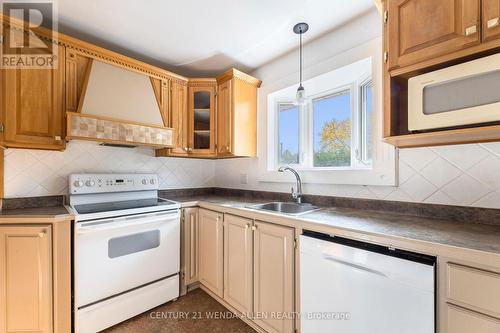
75, 59, 93, 114
150, 77, 163, 113
188, 78, 218, 87
0, 14, 189, 84
216, 68, 262, 87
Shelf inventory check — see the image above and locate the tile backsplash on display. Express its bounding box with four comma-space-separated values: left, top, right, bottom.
6, 140, 500, 210
4, 141, 215, 198
214, 143, 500, 210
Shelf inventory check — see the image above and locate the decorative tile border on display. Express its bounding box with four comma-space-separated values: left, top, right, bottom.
67, 112, 173, 147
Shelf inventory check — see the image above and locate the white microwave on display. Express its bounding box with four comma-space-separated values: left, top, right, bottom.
408, 53, 500, 131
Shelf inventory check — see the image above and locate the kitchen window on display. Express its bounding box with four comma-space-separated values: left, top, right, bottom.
274, 79, 373, 170
278, 103, 300, 165
265, 52, 395, 186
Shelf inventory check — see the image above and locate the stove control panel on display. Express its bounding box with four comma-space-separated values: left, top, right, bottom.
69, 174, 158, 194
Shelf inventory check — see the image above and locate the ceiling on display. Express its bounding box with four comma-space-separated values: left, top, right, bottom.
52, 0, 374, 76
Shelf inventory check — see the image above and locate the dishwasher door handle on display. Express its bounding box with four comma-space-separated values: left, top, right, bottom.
322, 254, 388, 278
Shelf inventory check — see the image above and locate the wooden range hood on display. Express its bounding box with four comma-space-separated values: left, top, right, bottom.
66, 59, 175, 148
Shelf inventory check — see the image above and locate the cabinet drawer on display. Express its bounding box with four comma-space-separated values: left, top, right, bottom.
447, 304, 500, 333
447, 263, 500, 316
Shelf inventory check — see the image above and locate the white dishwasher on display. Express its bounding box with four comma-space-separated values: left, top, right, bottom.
300, 231, 435, 333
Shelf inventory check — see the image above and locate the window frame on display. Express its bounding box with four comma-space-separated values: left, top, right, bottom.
275, 100, 302, 167
359, 77, 374, 166
274, 79, 372, 171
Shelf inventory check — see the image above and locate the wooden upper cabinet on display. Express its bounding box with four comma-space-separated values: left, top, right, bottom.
216, 69, 261, 158
198, 208, 224, 298
169, 80, 189, 156
387, 0, 481, 70
0, 225, 52, 333
482, 0, 500, 41
217, 79, 232, 156
2, 43, 66, 150
188, 81, 217, 157
223, 214, 253, 314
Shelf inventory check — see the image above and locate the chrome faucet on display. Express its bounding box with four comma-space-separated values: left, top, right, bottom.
278, 166, 303, 204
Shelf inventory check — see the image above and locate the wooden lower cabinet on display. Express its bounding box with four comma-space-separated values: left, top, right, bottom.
223, 214, 253, 314
183, 207, 199, 285
0, 225, 52, 333
447, 304, 500, 333
253, 221, 295, 333
195, 211, 296, 333
198, 209, 224, 298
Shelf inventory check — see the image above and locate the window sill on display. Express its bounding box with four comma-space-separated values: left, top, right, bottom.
258, 167, 396, 186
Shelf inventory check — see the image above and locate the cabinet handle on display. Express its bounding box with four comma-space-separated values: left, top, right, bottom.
488, 17, 499, 29
251, 225, 257, 231
54, 136, 61, 141
383, 51, 388, 63
465, 25, 477, 36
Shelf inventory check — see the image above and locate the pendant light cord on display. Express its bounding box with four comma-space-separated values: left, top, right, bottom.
299, 30, 303, 86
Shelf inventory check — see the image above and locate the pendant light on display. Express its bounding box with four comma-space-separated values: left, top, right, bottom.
293, 22, 309, 106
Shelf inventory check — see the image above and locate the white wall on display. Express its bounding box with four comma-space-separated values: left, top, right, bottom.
4, 141, 215, 198
214, 9, 500, 210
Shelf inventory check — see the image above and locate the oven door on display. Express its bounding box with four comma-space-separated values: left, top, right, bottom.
75, 210, 180, 308
408, 53, 500, 131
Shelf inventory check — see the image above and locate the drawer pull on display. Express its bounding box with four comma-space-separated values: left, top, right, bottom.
488, 17, 499, 29
465, 25, 477, 36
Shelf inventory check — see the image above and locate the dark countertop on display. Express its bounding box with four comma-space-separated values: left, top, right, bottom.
164, 194, 500, 255
0, 205, 71, 219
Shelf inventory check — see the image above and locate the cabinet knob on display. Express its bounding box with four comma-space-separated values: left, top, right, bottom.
54, 136, 61, 141
488, 17, 499, 29
465, 25, 477, 36
183, 147, 189, 152
38, 231, 46, 238
245, 224, 250, 229
251, 225, 257, 231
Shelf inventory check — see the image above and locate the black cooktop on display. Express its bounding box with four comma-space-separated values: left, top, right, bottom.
74, 198, 175, 215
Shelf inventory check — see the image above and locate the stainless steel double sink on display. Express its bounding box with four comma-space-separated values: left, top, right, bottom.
247, 202, 320, 216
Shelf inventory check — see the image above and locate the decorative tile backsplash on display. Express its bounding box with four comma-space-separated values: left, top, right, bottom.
4, 141, 215, 198
6, 140, 500, 210
214, 143, 500, 210
67, 113, 173, 147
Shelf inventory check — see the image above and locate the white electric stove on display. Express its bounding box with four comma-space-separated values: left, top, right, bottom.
68, 174, 180, 333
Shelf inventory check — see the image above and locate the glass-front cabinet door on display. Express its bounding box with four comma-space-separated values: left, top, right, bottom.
188, 82, 216, 156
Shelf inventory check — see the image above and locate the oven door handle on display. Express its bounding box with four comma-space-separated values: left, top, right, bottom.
76, 211, 179, 234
